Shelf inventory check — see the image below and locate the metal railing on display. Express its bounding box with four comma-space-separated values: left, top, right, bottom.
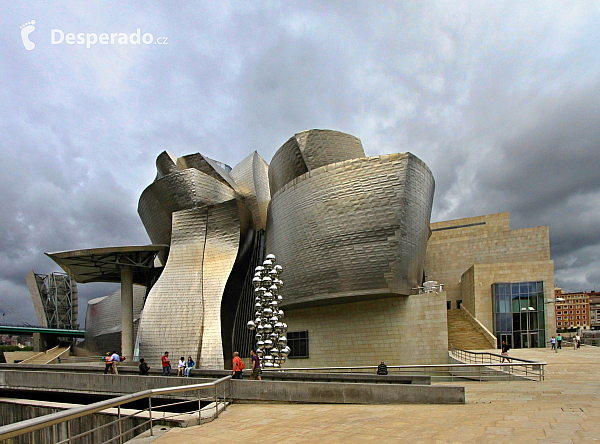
449, 346, 545, 381
263, 348, 545, 382
0, 375, 232, 443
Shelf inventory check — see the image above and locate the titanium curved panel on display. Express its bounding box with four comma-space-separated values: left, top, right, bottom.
266, 153, 434, 308
230, 151, 270, 230
138, 169, 237, 246
84, 285, 145, 354
155, 151, 179, 180
176, 153, 239, 191
137, 200, 242, 370
268, 130, 366, 196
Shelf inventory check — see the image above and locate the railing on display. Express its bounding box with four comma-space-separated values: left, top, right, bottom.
264, 349, 545, 382
449, 346, 545, 381
0, 375, 232, 443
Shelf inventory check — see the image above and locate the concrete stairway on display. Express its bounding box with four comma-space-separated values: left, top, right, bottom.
19, 345, 71, 365
447, 310, 493, 350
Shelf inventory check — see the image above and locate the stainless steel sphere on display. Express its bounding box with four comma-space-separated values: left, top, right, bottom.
273, 363, 280, 368
255, 332, 263, 341
257, 324, 264, 333
278, 309, 284, 319
268, 269, 278, 278
256, 340, 265, 348
263, 291, 273, 300
269, 316, 279, 324
279, 356, 286, 363
246, 320, 256, 330
254, 302, 261, 310
263, 307, 273, 316
252, 277, 262, 287
263, 323, 273, 333
274, 322, 284, 333
277, 295, 283, 302
264, 354, 274, 362
274, 264, 283, 274
261, 276, 272, 285
269, 332, 278, 341
280, 346, 290, 357
264, 339, 273, 348
255, 265, 264, 273
263, 361, 274, 368
269, 284, 279, 295
270, 347, 279, 356
277, 336, 287, 346
256, 349, 264, 358
262, 259, 273, 270
266, 253, 276, 262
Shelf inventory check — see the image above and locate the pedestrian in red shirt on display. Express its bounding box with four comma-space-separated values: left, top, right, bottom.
232, 351, 244, 379
161, 351, 171, 376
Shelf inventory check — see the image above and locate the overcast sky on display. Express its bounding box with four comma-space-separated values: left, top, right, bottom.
1, 1, 599, 326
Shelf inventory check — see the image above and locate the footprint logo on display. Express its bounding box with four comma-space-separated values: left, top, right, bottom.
20, 20, 36, 51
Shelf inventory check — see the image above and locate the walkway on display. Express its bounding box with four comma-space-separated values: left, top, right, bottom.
149, 347, 600, 443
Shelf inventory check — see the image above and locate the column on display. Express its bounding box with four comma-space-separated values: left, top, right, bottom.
120, 266, 134, 359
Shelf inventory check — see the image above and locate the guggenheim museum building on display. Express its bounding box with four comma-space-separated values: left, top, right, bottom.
47, 130, 555, 369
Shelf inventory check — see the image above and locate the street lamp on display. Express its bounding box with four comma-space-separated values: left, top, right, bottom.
521, 306, 535, 348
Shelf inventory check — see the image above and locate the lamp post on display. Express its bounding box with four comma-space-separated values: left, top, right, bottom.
521, 306, 535, 348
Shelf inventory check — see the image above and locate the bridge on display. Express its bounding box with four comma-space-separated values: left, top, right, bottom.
0, 324, 85, 338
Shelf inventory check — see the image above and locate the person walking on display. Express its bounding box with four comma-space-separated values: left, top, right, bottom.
500, 341, 511, 363
177, 356, 186, 376
377, 361, 388, 375
575, 334, 581, 350
110, 351, 121, 375
557, 334, 562, 349
232, 351, 244, 379
162, 351, 171, 376
184, 356, 195, 377
550, 336, 557, 352
139, 358, 150, 375
250, 349, 261, 380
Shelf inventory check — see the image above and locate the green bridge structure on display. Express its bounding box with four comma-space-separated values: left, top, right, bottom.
0, 324, 85, 338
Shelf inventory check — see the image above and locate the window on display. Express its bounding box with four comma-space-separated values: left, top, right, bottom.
446, 301, 451, 310
577, 311, 580, 314
287, 331, 309, 358
457, 300, 462, 309
558, 322, 562, 326
557, 317, 561, 320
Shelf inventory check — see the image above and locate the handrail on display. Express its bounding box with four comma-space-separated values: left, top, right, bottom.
0, 375, 232, 442
460, 305, 497, 348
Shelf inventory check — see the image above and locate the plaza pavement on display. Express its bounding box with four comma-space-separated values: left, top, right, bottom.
149, 346, 600, 443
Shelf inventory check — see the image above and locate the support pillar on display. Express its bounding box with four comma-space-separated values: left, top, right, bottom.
120, 266, 134, 359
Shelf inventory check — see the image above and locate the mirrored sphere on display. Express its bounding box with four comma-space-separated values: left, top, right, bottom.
274, 322, 284, 333
262, 259, 273, 270
256, 340, 265, 348
279, 356, 286, 363
264, 361, 274, 368
278, 336, 287, 346
269, 332, 278, 341
274, 264, 283, 274
269, 316, 279, 324
277, 295, 283, 302
254, 302, 261, 310
263, 308, 273, 316
268, 269, 278, 278
270, 348, 279, 356
264, 354, 274, 362
263, 291, 273, 300
269, 284, 279, 295
264, 339, 273, 348
269, 301, 278, 309
252, 277, 262, 287
255, 333, 263, 341
261, 276, 272, 285
255, 266, 264, 273
257, 350, 264, 358
263, 323, 273, 333
246, 320, 256, 330
257, 325, 264, 333
266, 253, 276, 262
273, 363, 280, 368
278, 309, 285, 318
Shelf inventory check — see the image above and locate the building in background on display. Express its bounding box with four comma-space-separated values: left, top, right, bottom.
589, 291, 600, 330
555, 290, 591, 332
46, 129, 556, 369
25, 271, 78, 330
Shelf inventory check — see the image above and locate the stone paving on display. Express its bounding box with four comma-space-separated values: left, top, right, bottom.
151, 347, 600, 443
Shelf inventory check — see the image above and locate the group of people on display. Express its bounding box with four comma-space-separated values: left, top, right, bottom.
550, 334, 563, 351
232, 350, 262, 380
159, 351, 195, 376
103, 351, 124, 374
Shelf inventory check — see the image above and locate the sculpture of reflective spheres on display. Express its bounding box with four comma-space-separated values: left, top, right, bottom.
247, 254, 290, 368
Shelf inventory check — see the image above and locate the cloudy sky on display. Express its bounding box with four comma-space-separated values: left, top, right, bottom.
1, 1, 599, 326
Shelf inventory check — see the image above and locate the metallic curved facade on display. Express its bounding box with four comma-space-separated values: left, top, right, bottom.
82, 129, 437, 368
135, 150, 267, 369
266, 151, 435, 308
268, 129, 365, 196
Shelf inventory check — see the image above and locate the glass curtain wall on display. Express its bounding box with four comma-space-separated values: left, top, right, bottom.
493, 282, 546, 348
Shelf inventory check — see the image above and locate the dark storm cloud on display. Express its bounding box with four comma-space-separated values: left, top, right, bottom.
1, 1, 599, 324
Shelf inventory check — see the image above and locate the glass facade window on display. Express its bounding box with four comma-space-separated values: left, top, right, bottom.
493, 281, 546, 349
287, 331, 309, 358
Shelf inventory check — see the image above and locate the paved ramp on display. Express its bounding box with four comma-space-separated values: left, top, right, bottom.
19, 345, 70, 365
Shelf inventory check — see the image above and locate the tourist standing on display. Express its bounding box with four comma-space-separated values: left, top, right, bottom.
103, 352, 112, 374
557, 334, 562, 349
139, 358, 150, 375
232, 351, 244, 379
184, 356, 195, 377
162, 351, 171, 376
110, 351, 121, 375
250, 349, 261, 380
550, 336, 557, 351
377, 361, 388, 375
575, 334, 581, 350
